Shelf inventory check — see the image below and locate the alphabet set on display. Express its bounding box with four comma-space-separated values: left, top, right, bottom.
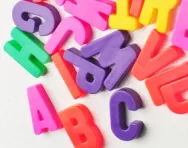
4, 0, 188, 147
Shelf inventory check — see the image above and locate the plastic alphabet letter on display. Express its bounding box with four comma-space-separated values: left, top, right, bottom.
64, 48, 106, 94
172, 0, 188, 51
161, 77, 188, 114
110, 88, 144, 141
45, 17, 92, 55
4, 27, 50, 78
109, 0, 141, 31
52, 50, 87, 99
61, 0, 115, 30
131, 29, 184, 80
59, 104, 104, 148
27, 84, 62, 135
145, 62, 188, 106
139, 0, 179, 33
81, 31, 140, 90
130, 0, 145, 17
103, 44, 140, 90
12, 1, 61, 36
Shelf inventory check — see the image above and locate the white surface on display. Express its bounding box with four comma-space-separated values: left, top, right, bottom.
1, 1, 188, 148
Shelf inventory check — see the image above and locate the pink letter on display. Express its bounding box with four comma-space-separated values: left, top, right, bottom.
45, 16, 92, 55
27, 84, 62, 135
172, 0, 188, 50
54, 0, 115, 30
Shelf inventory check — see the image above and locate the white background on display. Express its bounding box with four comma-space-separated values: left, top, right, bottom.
1, 0, 188, 148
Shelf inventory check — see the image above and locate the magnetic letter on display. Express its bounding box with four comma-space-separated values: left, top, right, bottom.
110, 88, 144, 141
45, 17, 92, 55
4, 27, 50, 78
64, 48, 106, 94
130, 0, 144, 17
109, 0, 141, 31
27, 84, 62, 135
81, 31, 140, 90
52, 50, 87, 99
13, 1, 61, 36
131, 29, 184, 80
59, 104, 104, 148
161, 77, 188, 114
57, 0, 115, 30
172, 0, 188, 50
145, 62, 188, 106
139, 0, 179, 33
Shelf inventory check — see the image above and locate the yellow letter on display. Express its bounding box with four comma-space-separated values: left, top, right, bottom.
139, 0, 179, 33
109, 0, 141, 31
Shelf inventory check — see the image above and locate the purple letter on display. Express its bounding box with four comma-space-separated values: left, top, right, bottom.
64, 48, 106, 94
81, 31, 140, 90
12, 1, 61, 36
110, 88, 144, 141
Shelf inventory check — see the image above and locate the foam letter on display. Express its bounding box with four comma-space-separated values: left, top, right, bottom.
130, 0, 144, 17
81, 31, 140, 90
64, 48, 106, 94
52, 50, 87, 99
109, 0, 141, 31
12, 1, 61, 36
161, 77, 188, 114
139, 0, 179, 33
56, 0, 115, 30
145, 62, 188, 106
110, 88, 143, 141
172, 0, 188, 50
59, 104, 104, 148
45, 17, 92, 55
131, 29, 184, 80
4, 27, 50, 78
27, 84, 62, 135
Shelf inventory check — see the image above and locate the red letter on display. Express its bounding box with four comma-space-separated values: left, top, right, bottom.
59, 104, 103, 148
52, 50, 86, 99
145, 63, 188, 106
132, 29, 184, 80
